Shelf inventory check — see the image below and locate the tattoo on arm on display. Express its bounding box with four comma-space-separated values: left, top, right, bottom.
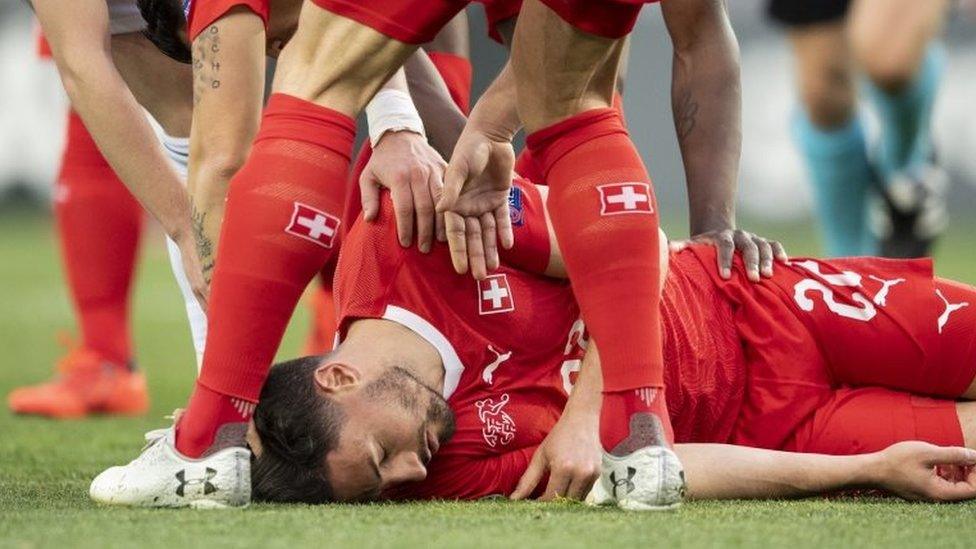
192, 25, 222, 105
190, 204, 216, 283
675, 90, 698, 140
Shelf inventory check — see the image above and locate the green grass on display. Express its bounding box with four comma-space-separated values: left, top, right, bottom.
1, 213, 975, 549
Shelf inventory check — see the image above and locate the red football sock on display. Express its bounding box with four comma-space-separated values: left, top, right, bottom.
55, 110, 142, 367
177, 94, 355, 457
427, 51, 473, 114
515, 91, 627, 185
526, 108, 672, 453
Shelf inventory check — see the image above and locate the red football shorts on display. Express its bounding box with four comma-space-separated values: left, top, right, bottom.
310, 0, 469, 44
312, 0, 656, 44
537, 0, 657, 39
686, 247, 976, 453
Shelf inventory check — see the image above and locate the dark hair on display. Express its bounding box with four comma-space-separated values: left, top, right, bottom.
251, 355, 347, 503
137, 0, 192, 64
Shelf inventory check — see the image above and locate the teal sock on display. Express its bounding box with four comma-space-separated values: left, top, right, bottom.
866, 44, 945, 176
792, 112, 875, 256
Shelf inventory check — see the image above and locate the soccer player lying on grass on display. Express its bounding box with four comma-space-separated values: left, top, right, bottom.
90, 171, 976, 506
91, 171, 976, 507
237, 174, 976, 505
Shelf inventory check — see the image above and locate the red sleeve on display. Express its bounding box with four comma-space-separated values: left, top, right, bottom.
333, 197, 408, 335
388, 447, 537, 500
499, 178, 551, 276
187, 0, 271, 41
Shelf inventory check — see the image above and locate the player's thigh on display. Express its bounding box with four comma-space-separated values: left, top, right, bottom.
511, 0, 626, 132
791, 387, 964, 454
848, 0, 950, 91
812, 264, 975, 399
787, 22, 855, 128
272, 3, 419, 116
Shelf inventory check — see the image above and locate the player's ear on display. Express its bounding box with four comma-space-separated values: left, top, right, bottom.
313, 362, 361, 394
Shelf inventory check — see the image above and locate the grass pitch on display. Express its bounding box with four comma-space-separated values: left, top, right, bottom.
1, 213, 975, 549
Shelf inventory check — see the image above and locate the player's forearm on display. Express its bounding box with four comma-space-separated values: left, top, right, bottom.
60, 59, 193, 241
667, 4, 742, 235
466, 62, 521, 142
186, 9, 267, 282
404, 50, 467, 159
563, 344, 602, 417
676, 444, 877, 500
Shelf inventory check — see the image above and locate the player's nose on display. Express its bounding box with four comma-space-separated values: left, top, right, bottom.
386, 452, 428, 485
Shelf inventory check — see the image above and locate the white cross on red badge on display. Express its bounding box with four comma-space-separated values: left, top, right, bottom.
285, 202, 340, 248
597, 183, 654, 216
478, 274, 515, 315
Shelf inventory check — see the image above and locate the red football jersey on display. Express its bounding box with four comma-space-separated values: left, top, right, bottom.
335, 178, 583, 499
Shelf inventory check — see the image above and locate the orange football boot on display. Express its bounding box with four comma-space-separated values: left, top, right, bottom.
7, 343, 149, 419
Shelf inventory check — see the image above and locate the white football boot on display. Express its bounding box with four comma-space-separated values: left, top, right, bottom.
90, 426, 251, 509
597, 413, 686, 512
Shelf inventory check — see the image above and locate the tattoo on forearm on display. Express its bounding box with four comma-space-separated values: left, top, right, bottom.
190, 204, 216, 283
675, 91, 699, 140
192, 25, 222, 105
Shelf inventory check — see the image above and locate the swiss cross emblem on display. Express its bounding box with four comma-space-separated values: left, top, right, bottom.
476, 393, 516, 448
285, 202, 340, 248
477, 274, 515, 315
597, 183, 654, 216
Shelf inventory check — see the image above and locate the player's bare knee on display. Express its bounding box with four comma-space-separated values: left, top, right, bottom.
856, 50, 920, 94
272, 6, 414, 116
799, 75, 855, 129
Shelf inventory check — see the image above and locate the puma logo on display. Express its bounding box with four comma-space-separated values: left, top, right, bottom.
481, 345, 512, 385
936, 289, 969, 334
867, 275, 905, 306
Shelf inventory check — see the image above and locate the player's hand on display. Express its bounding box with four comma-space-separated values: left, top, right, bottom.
436, 126, 515, 280
174, 233, 209, 312
874, 441, 976, 502
360, 130, 447, 253
510, 408, 601, 501
670, 229, 787, 282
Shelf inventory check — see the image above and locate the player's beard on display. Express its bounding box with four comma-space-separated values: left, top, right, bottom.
365, 366, 456, 446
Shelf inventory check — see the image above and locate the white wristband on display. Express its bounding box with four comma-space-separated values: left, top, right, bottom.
366, 89, 426, 147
